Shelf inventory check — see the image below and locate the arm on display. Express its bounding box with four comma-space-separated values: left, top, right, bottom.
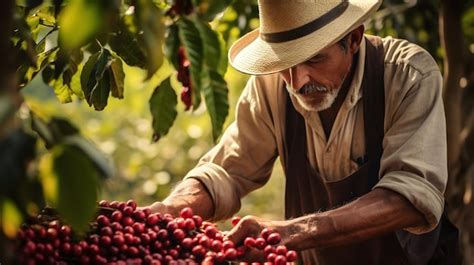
281, 188, 425, 250
227, 188, 425, 251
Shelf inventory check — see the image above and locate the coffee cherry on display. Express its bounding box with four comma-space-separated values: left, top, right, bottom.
180, 207, 193, 219
274, 255, 287, 265
59, 225, 71, 237
224, 248, 237, 260
97, 215, 110, 227
123, 206, 134, 216
266, 233, 281, 245
126, 200, 137, 210
231, 216, 241, 226
275, 245, 288, 256
244, 237, 256, 248
47, 227, 58, 239
255, 237, 267, 250
132, 223, 145, 234
122, 216, 134, 227
18, 200, 297, 264
173, 229, 186, 241
266, 253, 277, 262
133, 210, 146, 221
222, 240, 235, 250
113, 234, 125, 246
100, 235, 112, 246
146, 214, 160, 226
192, 215, 202, 228
263, 245, 274, 257
260, 228, 272, 240
204, 226, 217, 238
198, 236, 210, 249
191, 245, 206, 258
286, 250, 298, 262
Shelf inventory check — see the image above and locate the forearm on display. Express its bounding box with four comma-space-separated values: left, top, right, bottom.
150, 178, 215, 220
282, 188, 427, 250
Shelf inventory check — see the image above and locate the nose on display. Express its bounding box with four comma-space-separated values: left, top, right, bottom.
286, 64, 312, 91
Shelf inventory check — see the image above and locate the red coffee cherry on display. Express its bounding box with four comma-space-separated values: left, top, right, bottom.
266, 233, 281, 245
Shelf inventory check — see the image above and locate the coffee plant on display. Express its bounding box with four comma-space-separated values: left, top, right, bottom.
17, 202, 297, 264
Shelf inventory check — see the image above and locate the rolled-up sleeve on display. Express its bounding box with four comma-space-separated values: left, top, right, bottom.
184, 76, 279, 221
375, 61, 447, 234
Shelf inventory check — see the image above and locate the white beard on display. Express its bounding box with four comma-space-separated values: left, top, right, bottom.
285, 84, 340, 112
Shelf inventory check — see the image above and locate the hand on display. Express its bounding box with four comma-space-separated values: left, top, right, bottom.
226, 215, 290, 262
140, 201, 180, 217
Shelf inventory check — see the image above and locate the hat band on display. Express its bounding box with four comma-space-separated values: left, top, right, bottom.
260, 1, 349, 43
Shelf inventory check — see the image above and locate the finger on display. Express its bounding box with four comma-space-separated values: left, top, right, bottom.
226, 216, 258, 245
146, 201, 168, 214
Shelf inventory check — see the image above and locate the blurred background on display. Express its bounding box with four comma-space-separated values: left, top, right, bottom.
1, 0, 474, 263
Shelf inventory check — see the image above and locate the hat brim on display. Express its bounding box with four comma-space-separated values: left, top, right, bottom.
228, 0, 382, 75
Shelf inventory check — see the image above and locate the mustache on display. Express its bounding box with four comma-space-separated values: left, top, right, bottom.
295, 82, 328, 94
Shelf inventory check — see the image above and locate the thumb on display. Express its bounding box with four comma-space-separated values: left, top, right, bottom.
226, 217, 258, 245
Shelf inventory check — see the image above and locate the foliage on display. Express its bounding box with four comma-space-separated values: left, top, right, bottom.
1, 0, 238, 239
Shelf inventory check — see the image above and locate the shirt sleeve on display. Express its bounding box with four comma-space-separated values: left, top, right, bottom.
184, 76, 279, 221
375, 61, 447, 234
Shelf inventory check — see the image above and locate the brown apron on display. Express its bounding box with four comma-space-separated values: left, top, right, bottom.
282, 36, 443, 265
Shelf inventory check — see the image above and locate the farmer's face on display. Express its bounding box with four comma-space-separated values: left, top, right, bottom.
279, 27, 363, 112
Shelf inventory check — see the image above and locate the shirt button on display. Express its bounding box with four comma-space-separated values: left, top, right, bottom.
327, 147, 332, 153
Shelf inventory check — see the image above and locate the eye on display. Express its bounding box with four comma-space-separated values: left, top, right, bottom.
307, 55, 326, 64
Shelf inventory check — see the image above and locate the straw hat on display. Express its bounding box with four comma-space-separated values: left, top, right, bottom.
228, 0, 382, 75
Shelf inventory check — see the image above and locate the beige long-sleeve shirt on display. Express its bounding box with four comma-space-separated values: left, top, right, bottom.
185, 36, 447, 234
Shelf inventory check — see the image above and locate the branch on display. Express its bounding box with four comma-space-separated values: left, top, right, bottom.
439, 0, 464, 181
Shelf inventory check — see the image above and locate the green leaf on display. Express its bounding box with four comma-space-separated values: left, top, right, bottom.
217, 31, 228, 75
108, 19, 147, 68
195, 0, 233, 21
109, 57, 125, 99
91, 74, 111, 110
164, 24, 181, 71
63, 135, 116, 179
135, 0, 165, 78
202, 70, 229, 142
53, 76, 72, 103
58, 0, 102, 50
193, 17, 221, 70
81, 48, 114, 110
62, 50, 83, 86
178, 18, 204, 109
149, 77, 178, 142
69, 64, 84, 99
42, 144, 99, 233
49, 117, 80, 141
80, 52, 100, 99
0, 198, 23, 239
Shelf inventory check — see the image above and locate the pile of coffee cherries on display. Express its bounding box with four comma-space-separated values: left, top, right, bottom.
17, 200, 297, 264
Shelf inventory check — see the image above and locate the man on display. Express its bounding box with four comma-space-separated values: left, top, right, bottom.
148, 0, 457, 264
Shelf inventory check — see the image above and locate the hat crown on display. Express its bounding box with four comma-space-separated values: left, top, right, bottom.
259, 0, 347, 34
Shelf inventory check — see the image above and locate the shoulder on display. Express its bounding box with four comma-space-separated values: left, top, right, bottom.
240, 74, 285, 111
380, 36, 441, 77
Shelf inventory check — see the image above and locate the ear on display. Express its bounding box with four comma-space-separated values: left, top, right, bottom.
348, 25, 365, 54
